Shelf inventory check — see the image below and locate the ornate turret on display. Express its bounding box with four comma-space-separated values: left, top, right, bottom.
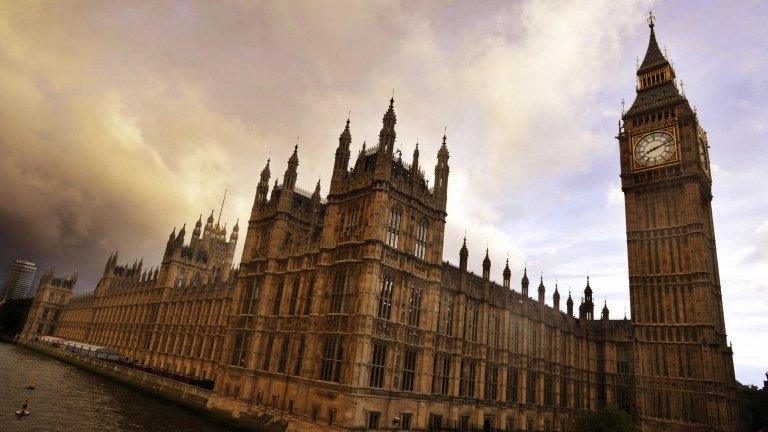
411, 142, 420, 175
334, 118, 351, 175
284, 145, 299, 191
503, 259, 511, 289
459, 237, 468, 272
176, 223, 186, 246
434, 133, 449, 206
191, 214, 202, 249
601, 299, 609, 320
567, 290, 574, 316
553, 283, 560, 310
538, 272, 545, 303
255, 158, 271, 207
521, 267, 529, 297
230, 219, 239, 241
584, 277, 594, 320
482, 248, 491, 280
378, 97, 396, 156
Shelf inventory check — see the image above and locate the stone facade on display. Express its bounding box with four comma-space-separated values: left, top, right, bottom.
21, 17, 738, 432
24, 211, 239, 383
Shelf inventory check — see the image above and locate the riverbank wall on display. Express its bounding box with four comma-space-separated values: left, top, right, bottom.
18, 341, 289, 431
20, 340, 211, 411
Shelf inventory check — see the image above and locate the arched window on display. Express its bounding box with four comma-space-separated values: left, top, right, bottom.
407, 285, 422, 327
415, 217, 428, 259
386, 205, 401, 248
175, 269, 186, 288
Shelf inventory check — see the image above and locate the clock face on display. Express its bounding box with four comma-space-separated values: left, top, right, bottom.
634, 131, 676, 167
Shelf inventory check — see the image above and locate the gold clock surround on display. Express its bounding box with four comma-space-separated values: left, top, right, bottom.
631, 126, 679, 171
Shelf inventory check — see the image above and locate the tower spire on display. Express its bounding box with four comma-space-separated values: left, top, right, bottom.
217, 188, 228, 225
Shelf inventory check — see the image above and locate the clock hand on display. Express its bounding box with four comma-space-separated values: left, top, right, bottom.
647, 143, 664, 154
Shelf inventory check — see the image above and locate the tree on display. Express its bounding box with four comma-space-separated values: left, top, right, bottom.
738, 382, 768, 432
0, 298, 32, 338
570, 405, 637, 432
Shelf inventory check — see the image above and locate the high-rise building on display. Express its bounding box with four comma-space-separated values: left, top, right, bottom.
1, 259, 37, 300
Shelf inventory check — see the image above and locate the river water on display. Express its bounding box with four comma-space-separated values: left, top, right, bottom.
0, 342, 237, 431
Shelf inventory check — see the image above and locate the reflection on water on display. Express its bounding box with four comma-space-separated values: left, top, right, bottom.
0, 342, 236, 432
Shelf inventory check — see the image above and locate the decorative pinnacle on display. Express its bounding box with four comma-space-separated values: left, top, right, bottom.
648, 9, 655, 29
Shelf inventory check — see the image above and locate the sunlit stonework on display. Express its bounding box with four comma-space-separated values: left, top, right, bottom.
20, 19, 738, 432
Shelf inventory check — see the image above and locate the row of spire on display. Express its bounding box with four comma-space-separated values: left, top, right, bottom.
459, 237, 611, 320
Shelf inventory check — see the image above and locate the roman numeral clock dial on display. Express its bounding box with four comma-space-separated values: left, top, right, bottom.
633, 131, 677, 168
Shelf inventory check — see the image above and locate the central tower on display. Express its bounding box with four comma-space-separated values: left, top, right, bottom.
618, 16, 738, 431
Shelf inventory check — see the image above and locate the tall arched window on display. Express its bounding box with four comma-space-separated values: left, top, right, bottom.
386, 205, 402, 248
415, 217, 428, 259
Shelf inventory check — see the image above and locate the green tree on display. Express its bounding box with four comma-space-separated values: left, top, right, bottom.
0, 298, 32, 338
570, 405, 637, 432
738, 382, 768, 432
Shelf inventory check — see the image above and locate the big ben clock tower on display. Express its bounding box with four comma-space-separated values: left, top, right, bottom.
618, 14, 739, 431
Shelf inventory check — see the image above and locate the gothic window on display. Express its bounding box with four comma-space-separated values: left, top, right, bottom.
407, 285, 422, 327
192, 273, 201, 288
415, 217, 428, 259
526, 370, 537, 404
488, 312, 499, 348
401, 349, 417, 391
506, 367, 519, 403
343, 202, 361, 236
293, 338, 305, 376
302, 276, 314, 315
329, 268, 347, 314
560, 377, 568, 408
229, 331, 251, 367
288, 279, 299, 315
377, 275, 394, 319
544, 374, 553, 406
175, 269, 186, 288
369, 342, 387, 388
261, 335, 274, 370
617, 345, 630, 374
319, 336, 344, 383
272, 281, 284, 316
277, 336, 289, 373
283, 231, 293, 250
459, 358, 476, 398
438, 295, 454, 336
484, 362, 499, 401
432, 353, 450, 395
386, 205, 402, 248
463, 302, 478, 342
240, 277, 260, 315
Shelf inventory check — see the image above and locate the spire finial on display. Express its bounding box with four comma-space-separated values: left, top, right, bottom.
217, 187, 228, 225
648, 9, 655, 29
621, 98, 626, 115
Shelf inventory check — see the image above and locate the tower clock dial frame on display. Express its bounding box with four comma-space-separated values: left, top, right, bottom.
630, 126, 679, 171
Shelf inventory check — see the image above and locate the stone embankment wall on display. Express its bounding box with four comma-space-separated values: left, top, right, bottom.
21, 341, 210, 410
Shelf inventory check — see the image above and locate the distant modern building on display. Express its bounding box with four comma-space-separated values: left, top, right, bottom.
1, 259, 37, 300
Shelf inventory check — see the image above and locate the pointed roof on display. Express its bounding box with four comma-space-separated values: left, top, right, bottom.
521, 266, 529, 284
638, 14, 668, 73
503, 258, 511, 278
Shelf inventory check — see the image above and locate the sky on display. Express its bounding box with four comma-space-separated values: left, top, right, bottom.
0, 0, 766, 385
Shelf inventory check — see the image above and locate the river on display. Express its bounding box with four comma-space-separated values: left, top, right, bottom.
0, 342, 237, 431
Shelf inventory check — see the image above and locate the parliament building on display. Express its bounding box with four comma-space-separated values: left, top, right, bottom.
22, 17, 739, 432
